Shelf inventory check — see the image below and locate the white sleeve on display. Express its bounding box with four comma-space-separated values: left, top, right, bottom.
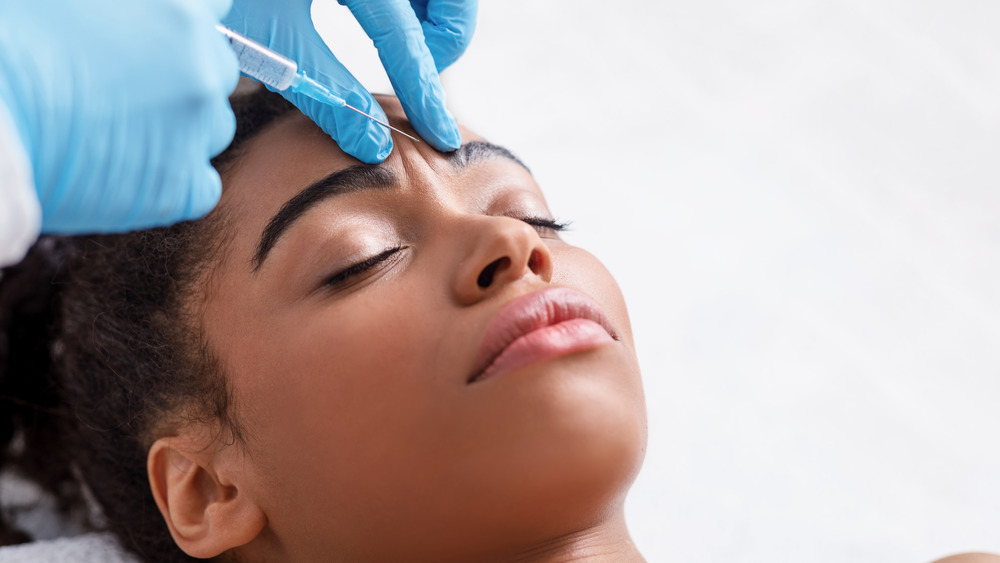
0, 96, 40, 268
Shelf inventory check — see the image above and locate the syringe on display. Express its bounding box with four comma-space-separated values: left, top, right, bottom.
216, 25, 419, 143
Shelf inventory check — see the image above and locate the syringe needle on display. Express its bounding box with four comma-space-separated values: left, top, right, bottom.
217, 25, 421, 145
343, 104, 421, 143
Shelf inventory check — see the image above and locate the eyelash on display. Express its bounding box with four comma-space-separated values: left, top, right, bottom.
326, 216, 569, 288
326, 246, 402, 287
516, 215, 570, 233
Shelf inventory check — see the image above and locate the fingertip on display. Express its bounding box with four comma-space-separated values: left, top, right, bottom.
437, 118, 462, 152
404, 99, 461, 152
364, 116, 394, 163
336, 92, 394, 163
208, 100, 237, 158
427, 125, 461, 153
310, 92, 393, 164
373, 120, 394, 161
375, 137, 394, 162
218, 46, 240, 96
345, 126, 393, 164
185, 168, 223, 220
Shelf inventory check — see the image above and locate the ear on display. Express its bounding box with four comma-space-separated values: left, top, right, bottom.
148, 435, 267, 559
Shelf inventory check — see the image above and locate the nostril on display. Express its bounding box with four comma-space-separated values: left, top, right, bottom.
477, 257, 508, 288
527, 249, 543, 273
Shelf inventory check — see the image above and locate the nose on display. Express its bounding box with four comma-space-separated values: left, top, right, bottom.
451, 216, 554, 306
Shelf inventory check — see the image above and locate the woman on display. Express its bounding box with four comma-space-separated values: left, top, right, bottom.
0, 87, 648, 561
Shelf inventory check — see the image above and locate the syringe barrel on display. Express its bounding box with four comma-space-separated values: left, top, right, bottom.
216, 25, 297, 91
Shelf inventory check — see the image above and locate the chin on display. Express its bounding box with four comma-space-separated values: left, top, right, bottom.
536, 350, 645, 493
462, 345, 647, 539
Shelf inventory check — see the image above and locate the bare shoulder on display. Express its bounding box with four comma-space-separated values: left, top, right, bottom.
931, 554, 1000, 563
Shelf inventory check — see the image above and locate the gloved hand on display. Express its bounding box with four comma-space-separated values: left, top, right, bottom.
0, 0, 239, 234
224, 0, 477, 164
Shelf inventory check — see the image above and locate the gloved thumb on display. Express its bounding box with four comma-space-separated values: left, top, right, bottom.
280, 67, 394, 164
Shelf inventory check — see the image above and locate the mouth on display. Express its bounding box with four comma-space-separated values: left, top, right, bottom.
468, 287, 619, 384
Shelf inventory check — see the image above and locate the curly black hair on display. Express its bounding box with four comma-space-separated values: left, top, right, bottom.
0, 85, 296, 561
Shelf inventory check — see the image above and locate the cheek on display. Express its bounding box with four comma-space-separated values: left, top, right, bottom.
230, 287, 464, 515
249, 294, 442, 443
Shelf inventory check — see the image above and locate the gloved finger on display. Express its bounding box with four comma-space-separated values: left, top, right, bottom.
225, 7, 395, 164
165, 93, 229, 225
205, 27, 239, 158
96, 158, 221, 231
212, 27, 241, 98
129, 149, 221, 229
206, 92, 237, 160
338, 0, 461, 152
182, 165, 224, 222
417, 0, 477, 71
276, 50, 394, 163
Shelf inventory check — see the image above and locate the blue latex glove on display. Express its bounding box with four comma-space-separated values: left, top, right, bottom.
0, 0, 239, 234
224, 0, 477, 164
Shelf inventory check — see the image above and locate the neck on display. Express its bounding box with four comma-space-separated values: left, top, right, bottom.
504, 510, 644, 563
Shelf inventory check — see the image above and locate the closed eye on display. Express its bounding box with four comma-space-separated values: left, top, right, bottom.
326, 246, 403, 288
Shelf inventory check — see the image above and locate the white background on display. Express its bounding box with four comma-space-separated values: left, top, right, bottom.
318, 2, 1000, 562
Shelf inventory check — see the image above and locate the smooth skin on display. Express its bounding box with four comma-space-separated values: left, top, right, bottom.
148, 95, 647, 562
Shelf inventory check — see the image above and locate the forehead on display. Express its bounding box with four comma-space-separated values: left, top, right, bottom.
219, 110, 356, 239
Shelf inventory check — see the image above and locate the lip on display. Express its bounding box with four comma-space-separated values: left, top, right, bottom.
469, 287, 619, 384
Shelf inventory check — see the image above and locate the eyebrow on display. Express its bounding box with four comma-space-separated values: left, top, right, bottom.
251, 141, 529, 272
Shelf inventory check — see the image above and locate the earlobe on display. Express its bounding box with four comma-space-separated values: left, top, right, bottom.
148, 436, 266, 559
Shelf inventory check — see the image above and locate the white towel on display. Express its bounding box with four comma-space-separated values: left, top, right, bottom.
0, 534, 138, 563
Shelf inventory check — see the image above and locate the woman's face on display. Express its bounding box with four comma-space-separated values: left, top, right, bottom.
200, 96, 646, 560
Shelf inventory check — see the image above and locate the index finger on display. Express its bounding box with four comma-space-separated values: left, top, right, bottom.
338, 0, 461, 152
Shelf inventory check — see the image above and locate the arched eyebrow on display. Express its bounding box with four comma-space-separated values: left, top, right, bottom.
445, 141, 530, 173
250, 141, 530, 273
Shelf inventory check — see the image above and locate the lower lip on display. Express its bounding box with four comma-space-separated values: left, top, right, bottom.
475, 318, 615, 383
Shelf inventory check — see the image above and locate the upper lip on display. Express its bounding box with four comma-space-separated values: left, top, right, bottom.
468, 287, 619, 383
